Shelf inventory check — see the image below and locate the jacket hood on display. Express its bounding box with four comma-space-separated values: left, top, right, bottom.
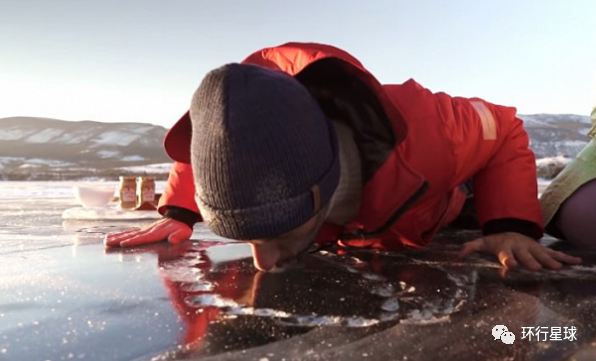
164, 42, 407, 164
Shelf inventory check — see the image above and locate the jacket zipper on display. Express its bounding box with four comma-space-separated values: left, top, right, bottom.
338, 181, 429, 240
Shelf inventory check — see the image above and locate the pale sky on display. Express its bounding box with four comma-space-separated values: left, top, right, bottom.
1, 0, 595, 128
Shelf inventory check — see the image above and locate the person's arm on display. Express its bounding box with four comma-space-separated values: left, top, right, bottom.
158, 161, 202, 228
433, 95, 580, 269
471, 115, 543, 239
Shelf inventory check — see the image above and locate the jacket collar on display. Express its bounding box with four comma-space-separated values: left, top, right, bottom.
165, 42, 408, 164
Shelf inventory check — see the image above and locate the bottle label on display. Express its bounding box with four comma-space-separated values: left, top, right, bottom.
122, 188, 136, 202
141, 188, 155, 202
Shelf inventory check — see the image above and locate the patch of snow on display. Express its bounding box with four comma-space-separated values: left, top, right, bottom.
520, 116, 556, 127
54, 131, 92, 145
0, 157, 25, 172
536, 155, 573, 167
520, 114, 592, 126
579, 129, 591, 136
139, 137, 157, 146
25, 128, 64, 143
0, 156, 25, 163
537, 178, 553, 185
563, 140, 589, 147
129, 125, 156, 134
97, 150, 120, 158
17, 158, 74, 168
91, 131, 140, 147
568, 114, 593, 124
0, 128, 37, 141
0, 158, 19, 171
28, 158, 73, 166
119, 163, 173, 173
121, 155, 145, 162
18, 164, 39, 169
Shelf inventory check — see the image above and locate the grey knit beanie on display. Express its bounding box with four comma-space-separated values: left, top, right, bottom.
190, 63, 340, 240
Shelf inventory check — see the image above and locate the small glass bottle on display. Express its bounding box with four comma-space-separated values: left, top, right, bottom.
136, 176, 156, 207
119, 176, 137, 209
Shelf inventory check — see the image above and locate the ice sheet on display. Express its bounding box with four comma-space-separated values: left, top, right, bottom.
1, 182, 595, 361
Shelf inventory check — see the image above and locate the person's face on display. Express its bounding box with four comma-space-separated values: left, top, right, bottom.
247, 207, 328, 272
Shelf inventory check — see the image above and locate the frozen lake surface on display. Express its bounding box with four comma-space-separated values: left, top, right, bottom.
1, 181, 596, 360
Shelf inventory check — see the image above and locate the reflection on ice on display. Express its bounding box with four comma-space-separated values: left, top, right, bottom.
147, 241, 473, 330
380, 297, 399, 312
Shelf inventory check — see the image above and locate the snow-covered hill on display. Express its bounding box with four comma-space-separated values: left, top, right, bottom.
519, 113, 592, 159
0, 117, 172, 180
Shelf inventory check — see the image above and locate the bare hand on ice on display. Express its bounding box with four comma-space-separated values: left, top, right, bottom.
104, 218, 193, 247
458, 232, 582, 271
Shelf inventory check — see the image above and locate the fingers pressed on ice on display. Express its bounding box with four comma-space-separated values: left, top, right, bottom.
119, 232, 169, 247
547, 249, 582, 264
104, 236, 121, 247
513, 248, 541, 271
105, 230, 148, 247
118, 222, 174, 240
168, 228, 188, 244
105, 227, 142, 239
119, 222, 179, 246
103, 218, 193, 248
104, 228, 143, 242
104, 233, 135, 247
105, 221, 174, 247
530, 249, 563, 269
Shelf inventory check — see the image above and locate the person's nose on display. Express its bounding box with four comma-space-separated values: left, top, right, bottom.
250, 243, 281, 271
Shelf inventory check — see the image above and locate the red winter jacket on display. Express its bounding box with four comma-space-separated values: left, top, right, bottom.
158, 42, 543, 249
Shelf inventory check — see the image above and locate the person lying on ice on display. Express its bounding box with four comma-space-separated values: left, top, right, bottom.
105, 42, 581, 272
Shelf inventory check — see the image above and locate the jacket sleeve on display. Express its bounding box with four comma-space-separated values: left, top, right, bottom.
434, 92, 544, 239
158, 162, 202, 226
469, 110, 544, 239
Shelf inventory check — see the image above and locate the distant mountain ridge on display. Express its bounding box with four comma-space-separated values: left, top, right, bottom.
0, 117, 171, 180
519, 113, 592, 159
0, 114, 592, 180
